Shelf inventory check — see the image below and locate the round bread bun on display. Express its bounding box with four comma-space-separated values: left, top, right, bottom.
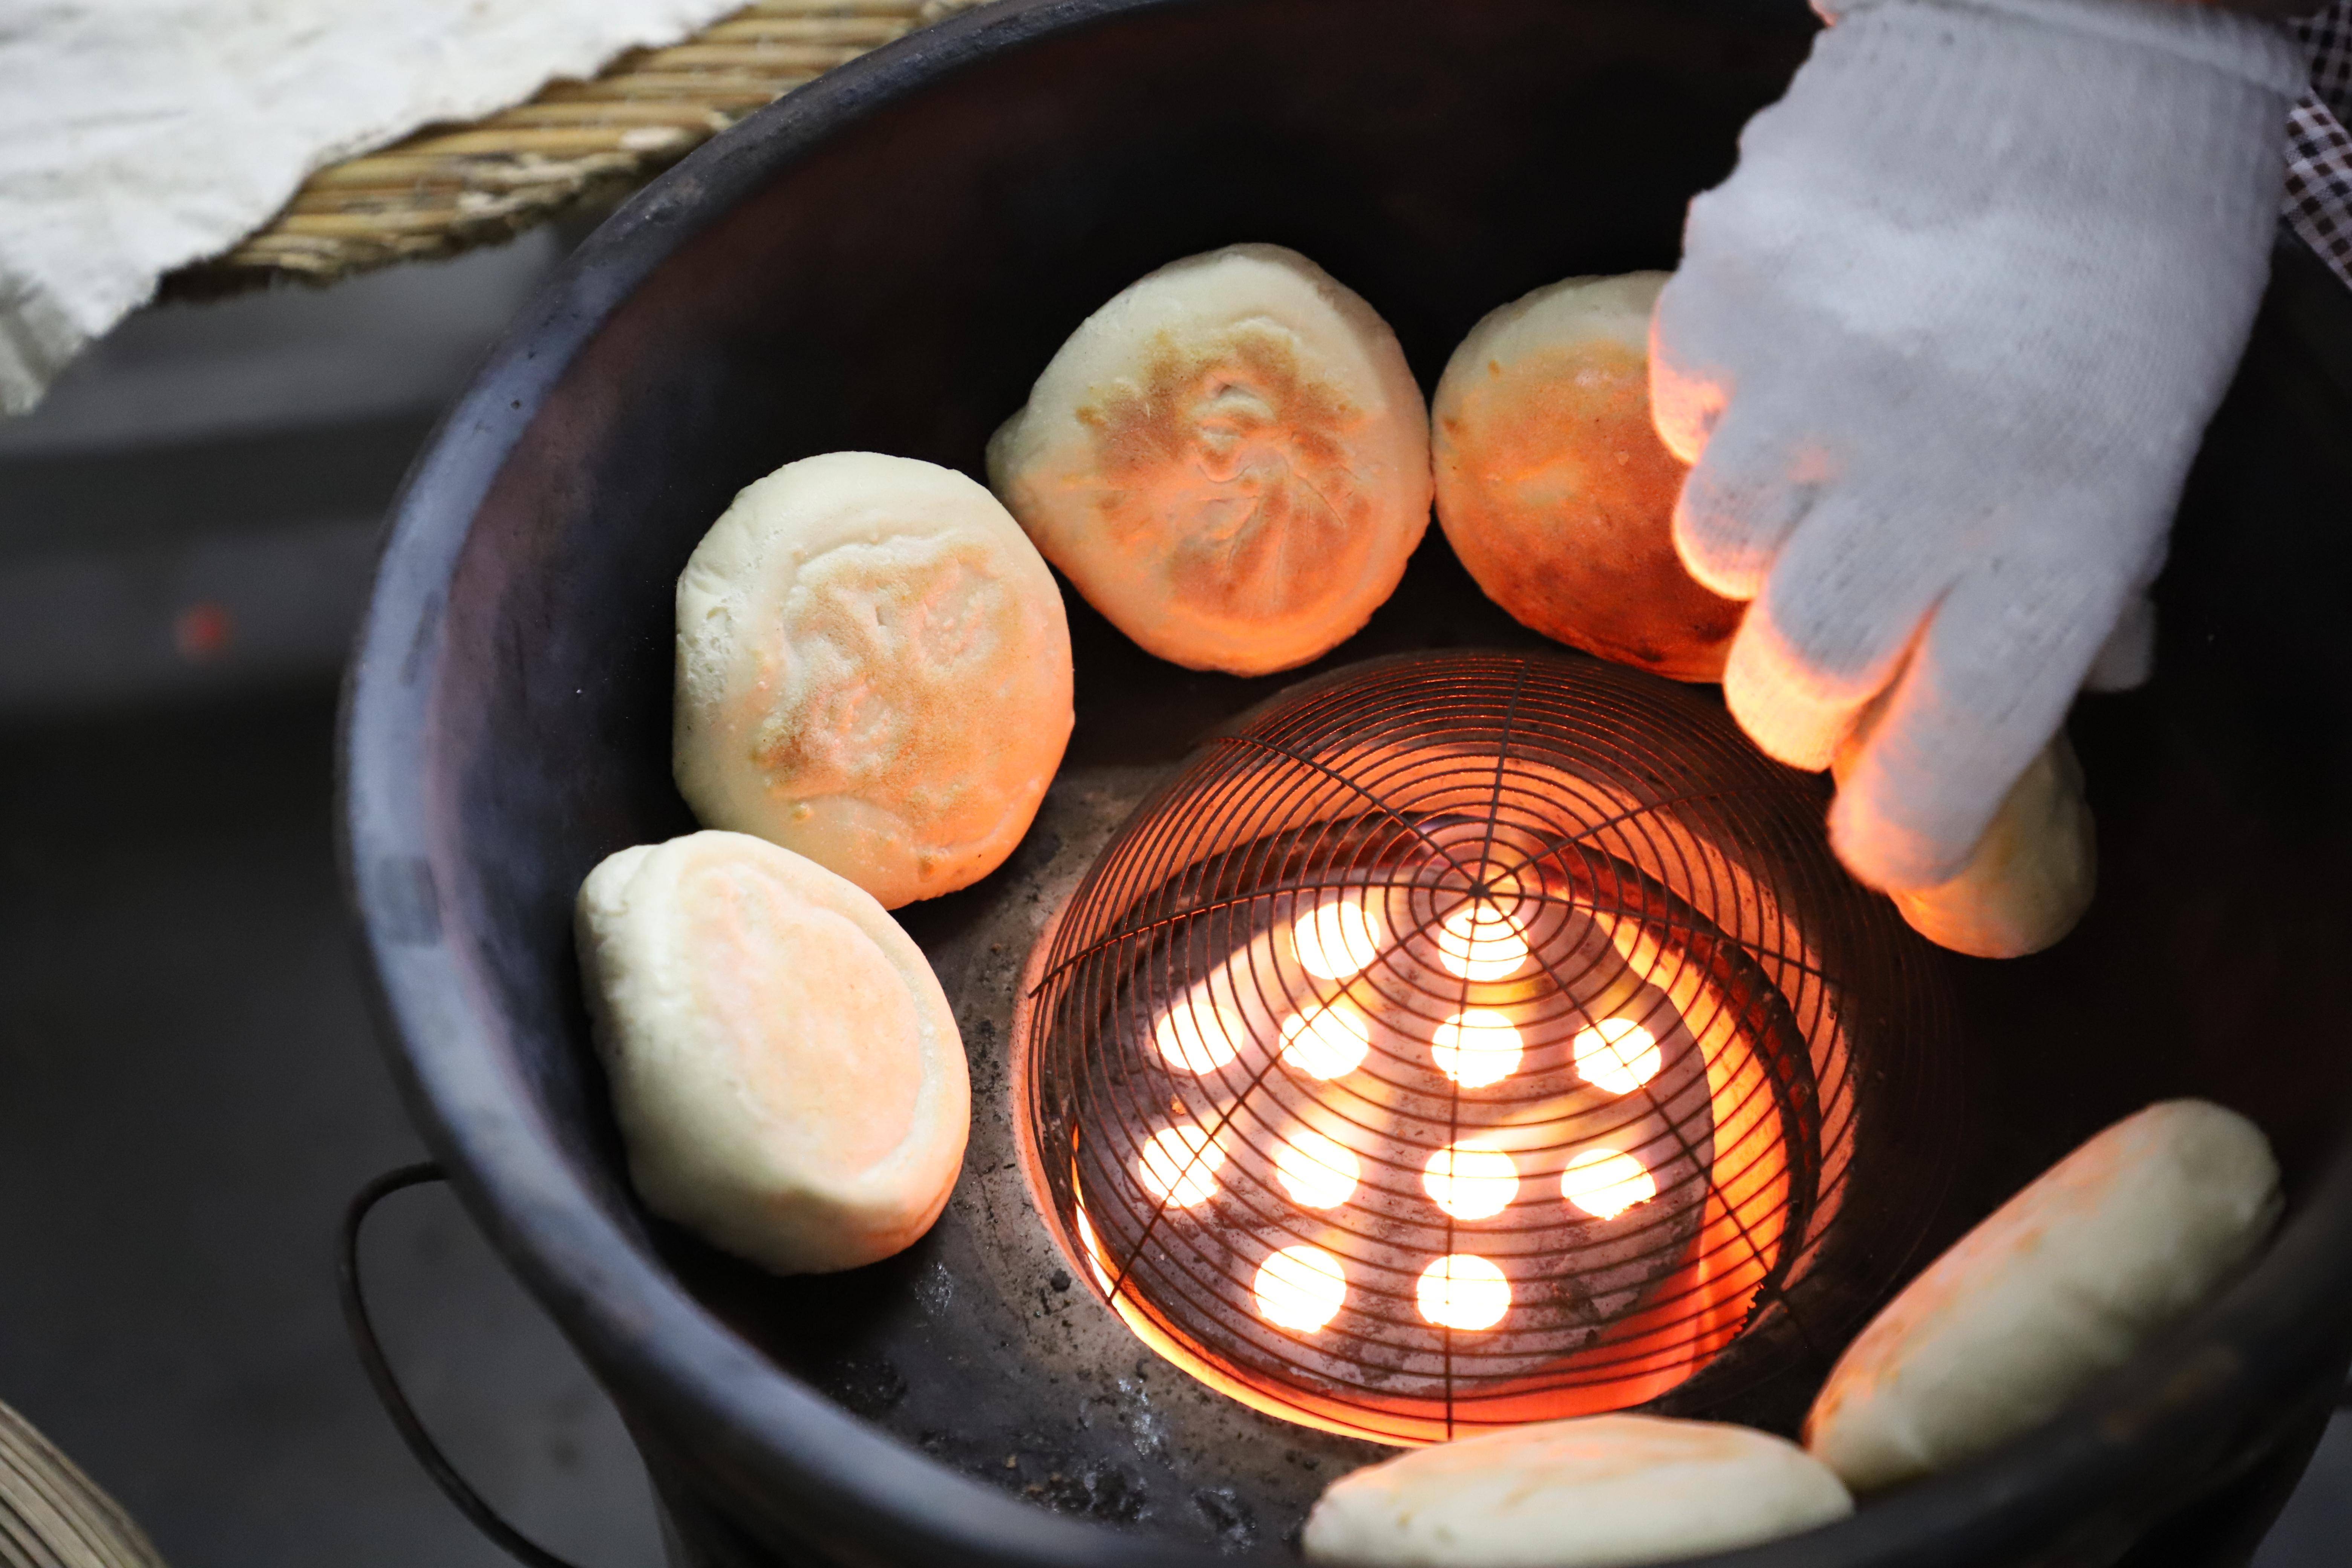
986, 243, 1432, 675
1303, 1414, 1853, 1568
1805, 1100, 2280, 1493
1433, 271, 1741, 682
575, 830, 969, 1275
674, 451, 1073, 909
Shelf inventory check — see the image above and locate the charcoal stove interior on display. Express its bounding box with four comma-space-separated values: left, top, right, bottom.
518, 501, 2352, 1558
652, 605, 1976, 1550
1014, 650, 1956, 1448
342, 0, 2352, 1563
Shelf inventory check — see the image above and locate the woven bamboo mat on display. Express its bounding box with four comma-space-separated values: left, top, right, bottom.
0, 1400, 165, 1568
171, 0, 983, 293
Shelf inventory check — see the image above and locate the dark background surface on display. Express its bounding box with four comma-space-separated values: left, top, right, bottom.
0, 238, 668, 1568
0, 688, 664, 1568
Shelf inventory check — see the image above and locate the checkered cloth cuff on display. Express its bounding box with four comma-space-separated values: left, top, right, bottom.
2292, 1, 2352, 106
2285, 3, 2352, 287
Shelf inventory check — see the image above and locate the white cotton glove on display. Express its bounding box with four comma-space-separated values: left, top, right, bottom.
1651, 0, 2304, 890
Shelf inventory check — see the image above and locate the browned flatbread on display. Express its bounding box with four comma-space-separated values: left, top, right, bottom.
988, 244, 1431, 675
1435, 272, 1740, 682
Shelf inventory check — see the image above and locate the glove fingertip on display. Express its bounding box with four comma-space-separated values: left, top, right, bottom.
1647, 345, 1718, 469
1665, 411, 1818, 603
1826, 782, 1979, 894
1672, 492, 1770, 602
1722, 626, 1854, 772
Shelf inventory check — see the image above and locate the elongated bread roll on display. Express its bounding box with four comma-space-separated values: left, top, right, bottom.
1434, 272, 1740, 682
1805, 1101, 2280, 1493
576, 831, 969, 1275
674, 451, 1073, 909
1303, 1415, 1851, 1568
988, 243, 1431, 675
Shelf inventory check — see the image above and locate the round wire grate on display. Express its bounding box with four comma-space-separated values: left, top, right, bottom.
1017, 650, 1957, 1446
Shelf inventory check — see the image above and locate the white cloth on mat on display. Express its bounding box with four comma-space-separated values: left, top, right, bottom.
0, 0, 746, 416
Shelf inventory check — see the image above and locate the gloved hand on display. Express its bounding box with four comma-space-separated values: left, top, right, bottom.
1650, 0, 2304, 890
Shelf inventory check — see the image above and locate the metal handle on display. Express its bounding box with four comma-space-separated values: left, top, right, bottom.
341, 1162, 587, 1568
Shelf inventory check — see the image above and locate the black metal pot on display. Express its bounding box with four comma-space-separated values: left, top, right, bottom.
341, 1, 2352, 1564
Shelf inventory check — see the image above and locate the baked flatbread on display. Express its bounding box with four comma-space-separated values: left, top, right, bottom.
1304, 1414, 1851, 1567
1433, 272, 1740, 681
575, 830, 969, 1274
1872, 736, 2096, 959
674, 451, 1072, 908
988, 243, 1430, 675
1805, 1100, 2279, 1492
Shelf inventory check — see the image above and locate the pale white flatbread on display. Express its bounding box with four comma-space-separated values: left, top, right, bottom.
1303, 1414, 1852, 1568
674, 451, 1073, 909
1805, 1100, 2280, 1493
575, 830, 969, 1275
988, 243, 1432, 675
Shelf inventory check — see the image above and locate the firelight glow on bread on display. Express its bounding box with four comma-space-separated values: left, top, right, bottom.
673, 451, 1073, 909
1861, 735, 2097, 959
1433, 271, 1741, 683
986, 243, 1432, 675
1805, 1100, 2280, 1493
576, 831, 969, 1275
1303, 1414, 1853, 1568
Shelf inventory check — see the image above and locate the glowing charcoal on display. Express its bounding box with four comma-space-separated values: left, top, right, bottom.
1561, 1149, 1658, 1219
1423, 1142, 1520, 1220
1072, 1204, 1116, 1295
1435, 899, 1530, 982
1154, 992, 1242, 1074
1275, 1129, 1362, 1210
1574, 1018, 1663, 1095
1430, 1009, 1524, 1088
1138, 1124, 1225, 1208
1256, 1245, 1349, 1332
1279, 1000, 1373, 1080
1015, 651, 1906, 1445
1293, 898, 1384, 980
1416, 1253, 1512, 1331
